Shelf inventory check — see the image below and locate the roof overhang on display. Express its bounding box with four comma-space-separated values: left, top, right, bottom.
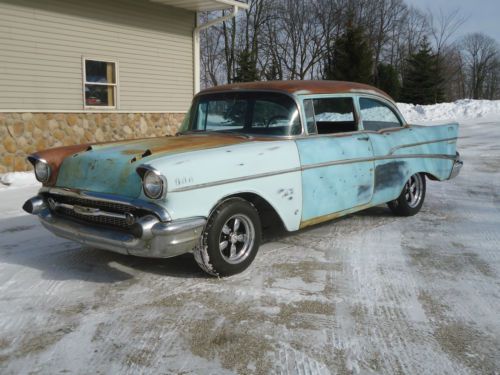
150, 0, 249, 12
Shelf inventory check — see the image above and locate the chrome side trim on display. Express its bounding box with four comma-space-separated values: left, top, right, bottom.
171, 167, 302, 192
170, 153, 456, 193
389, 137, 458, 155
40, 187, 171, 222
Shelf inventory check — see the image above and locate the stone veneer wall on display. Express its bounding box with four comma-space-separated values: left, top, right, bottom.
0, 112, 185, 173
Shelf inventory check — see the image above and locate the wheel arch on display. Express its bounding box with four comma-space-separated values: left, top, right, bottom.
209, 192, 287, 233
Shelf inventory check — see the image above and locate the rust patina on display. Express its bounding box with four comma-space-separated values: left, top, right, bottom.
199, 80, 394, 102
30, 133, 272, 187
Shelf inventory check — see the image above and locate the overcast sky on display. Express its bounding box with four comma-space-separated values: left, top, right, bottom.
406, 0, 500, 43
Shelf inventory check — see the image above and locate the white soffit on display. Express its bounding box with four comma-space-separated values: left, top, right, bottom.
150, 0, 249, 12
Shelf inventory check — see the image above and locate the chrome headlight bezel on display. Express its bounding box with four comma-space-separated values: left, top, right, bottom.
27, 156, 51, 183
137, 165, 167, 200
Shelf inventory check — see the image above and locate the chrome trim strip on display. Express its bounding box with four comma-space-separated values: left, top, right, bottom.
389, 137, 458, 155
40, 187, 171, 222
170, 153, 456, 192
171, 167, 302, 192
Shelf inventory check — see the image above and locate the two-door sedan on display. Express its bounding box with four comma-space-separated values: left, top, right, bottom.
23, 81, 462, 276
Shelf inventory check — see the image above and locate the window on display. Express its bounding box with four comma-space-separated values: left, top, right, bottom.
83, 59, 117, 108
359, 98, 402, 131
187, 92, 301, 136
311, 97, 357, 134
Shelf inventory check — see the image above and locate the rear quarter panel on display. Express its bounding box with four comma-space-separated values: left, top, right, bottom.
369, 123, 459, 205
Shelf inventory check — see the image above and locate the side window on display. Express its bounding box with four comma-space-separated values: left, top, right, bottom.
312, 97, 357, 134
303, 99, 317, 134
359, 98, 402, 131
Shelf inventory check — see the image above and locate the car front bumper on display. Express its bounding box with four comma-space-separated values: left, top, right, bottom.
23, 194, 206, 258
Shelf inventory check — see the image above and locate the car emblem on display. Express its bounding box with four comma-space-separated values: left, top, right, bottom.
73, 205, 100, 216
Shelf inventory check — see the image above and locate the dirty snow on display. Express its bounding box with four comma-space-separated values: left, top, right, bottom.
1, 101, 500, 374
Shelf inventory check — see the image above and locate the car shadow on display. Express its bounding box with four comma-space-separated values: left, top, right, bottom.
0, 215, 207, 284
1, 206, 393, 283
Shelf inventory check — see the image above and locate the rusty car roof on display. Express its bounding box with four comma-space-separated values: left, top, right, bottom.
198, 80, 393, 101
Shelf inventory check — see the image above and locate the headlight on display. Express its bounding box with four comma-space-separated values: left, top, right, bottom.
143, 170, 164, 199
34, 160, 51, 183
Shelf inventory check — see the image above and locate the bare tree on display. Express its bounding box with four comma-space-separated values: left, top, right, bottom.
460, 33, 500, 99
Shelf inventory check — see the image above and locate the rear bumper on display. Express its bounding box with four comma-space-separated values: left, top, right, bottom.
449, 152, 463, 179
24, 195, 206, 258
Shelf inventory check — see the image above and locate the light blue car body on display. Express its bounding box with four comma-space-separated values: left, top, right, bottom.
54, 92, 459, 232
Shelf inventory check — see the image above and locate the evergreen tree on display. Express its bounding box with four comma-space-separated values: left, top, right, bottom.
234, 50, 259, 82
325, 24, 373, 84
400, 38, 445, 104
264, 58, 281, 81
376, 63, 401, 100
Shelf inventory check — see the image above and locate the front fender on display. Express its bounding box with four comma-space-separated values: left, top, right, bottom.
146, 140, 303, 231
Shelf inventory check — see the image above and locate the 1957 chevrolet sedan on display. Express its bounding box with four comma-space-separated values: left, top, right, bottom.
23, 81, 462, 276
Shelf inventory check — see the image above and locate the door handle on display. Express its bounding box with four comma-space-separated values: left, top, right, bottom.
357, 136, 369, 141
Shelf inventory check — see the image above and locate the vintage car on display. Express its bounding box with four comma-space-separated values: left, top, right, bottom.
23, 81, 462, 276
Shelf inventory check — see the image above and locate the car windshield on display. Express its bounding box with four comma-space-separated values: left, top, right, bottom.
180, 92, 302, 136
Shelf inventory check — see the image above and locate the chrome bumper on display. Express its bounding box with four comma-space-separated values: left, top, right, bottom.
449, 152, 463, 179
24, 195, 206, 258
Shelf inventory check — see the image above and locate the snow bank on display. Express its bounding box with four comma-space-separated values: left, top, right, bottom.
397, 99, 500, 124
0, 172, 39, 190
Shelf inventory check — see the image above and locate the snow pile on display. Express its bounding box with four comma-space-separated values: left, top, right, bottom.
0, 172, 39, 189
397, 99, 500, 124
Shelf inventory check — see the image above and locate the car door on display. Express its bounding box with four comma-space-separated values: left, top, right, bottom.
295, 96, 375, 227
358, 96, 415, 205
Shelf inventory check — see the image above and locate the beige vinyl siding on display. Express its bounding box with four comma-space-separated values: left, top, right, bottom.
0, 0, 194, 111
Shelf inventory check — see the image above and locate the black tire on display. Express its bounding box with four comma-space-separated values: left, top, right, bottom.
388, 173, 426, 216
194, 198, 262, 277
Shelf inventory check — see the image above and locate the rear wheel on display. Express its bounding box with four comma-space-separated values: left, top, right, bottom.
194, 199, 261, 277
388, 173, 426, 216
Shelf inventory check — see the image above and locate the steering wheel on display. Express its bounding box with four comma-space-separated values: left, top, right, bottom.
266, 115, 289, 127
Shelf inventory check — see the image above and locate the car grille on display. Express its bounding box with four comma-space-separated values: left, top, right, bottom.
45, 193, 142, 230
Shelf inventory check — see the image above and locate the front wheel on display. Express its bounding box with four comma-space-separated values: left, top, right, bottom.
388, 173, 426, 216
194, 199, 261, 277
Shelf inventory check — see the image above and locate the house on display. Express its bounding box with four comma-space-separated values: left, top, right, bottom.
0, 0, 247, 173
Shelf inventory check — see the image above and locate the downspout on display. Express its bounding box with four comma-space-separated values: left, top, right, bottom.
193, 4, 242, 94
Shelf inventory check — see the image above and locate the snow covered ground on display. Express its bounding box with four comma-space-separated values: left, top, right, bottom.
1, 101, 499, 374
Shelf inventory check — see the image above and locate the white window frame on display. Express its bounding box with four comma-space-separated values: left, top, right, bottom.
82, 57, 119, 110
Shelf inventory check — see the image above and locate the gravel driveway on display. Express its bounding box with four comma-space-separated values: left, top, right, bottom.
1, 120, 499, 374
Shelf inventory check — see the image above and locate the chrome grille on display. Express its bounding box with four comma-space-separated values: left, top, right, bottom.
45, 193, 141, 230
51, 195, 133, 214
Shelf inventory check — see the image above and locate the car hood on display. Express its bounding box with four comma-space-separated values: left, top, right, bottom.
49, 133, 263, 198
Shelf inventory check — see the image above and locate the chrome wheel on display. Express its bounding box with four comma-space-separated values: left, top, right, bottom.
404, 173, 424, 208
218, 214, 255, 265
